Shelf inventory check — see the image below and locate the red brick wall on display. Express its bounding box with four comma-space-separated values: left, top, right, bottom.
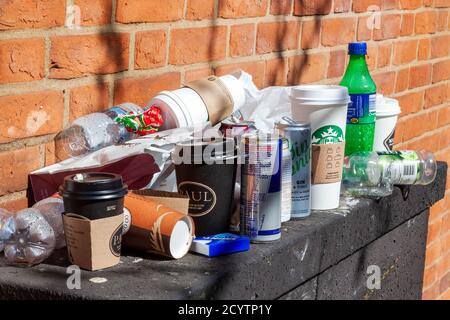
0, 0, 448, 299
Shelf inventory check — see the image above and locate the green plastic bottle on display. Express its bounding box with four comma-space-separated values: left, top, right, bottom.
340, 42, 377, 156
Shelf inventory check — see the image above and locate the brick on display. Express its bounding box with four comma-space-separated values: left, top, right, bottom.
169, 27, 227, 65
439, 272, 450, 296
430, 191, 450, 220
0, 91, 64, 143
382, 0, 398, 10
116, 0, 184, 23
377, 43, 391, 68
74, 0, 112, 26
44, 141, 56, 166
397, 91, 423, 116
270, 0, 292, 15
135, 30, 167, 70
393, 40, 418, 65
400, 0, 421, 9
418, 39, 431, 61
0, 197, 28, 212
50, 33, 129, 79
301, 20, 321, 49
294, 0, 332, 15
0, 0, 66, 30
256, 22, 300, 54
366, 44, 378, 71
186, 0, 215, 20
114, 73, 181, 107
288, 53, 328, 85
404, 132, 440, 152
0, 38, 45, 84
402, 111, 437, 141
438, 104, 450, 126
372, 71, 396, 95
400, 13, 414, 36
431, 35, 450, 59
423, 264, 438, 289
409, 64, 432, 89
335, 0, 351, 12
264, 58, 288, 87
373, 14, 401, 40
425, 84, 448, 108
352, 0, 381, 13
424, 0, 434, 6
357, 16, 372, 41
435, 0, 450, 7
219, 0, 268, 18
0, 146, 41, 196
321, 17, 356, 47
415, 11, 438, 34
425, 238, 442, 266
70, 83, 110, 122
433, 59, 450, 83
230, 24, 255, 57
439, 126, 450, 149
215, 61, 266, 89
438, 10, 449, 31
328, 50, 347, 79
393, 119, 405, 144
185, 68, 214, 83
395, 68, 410, 93
422, 283, 440, 300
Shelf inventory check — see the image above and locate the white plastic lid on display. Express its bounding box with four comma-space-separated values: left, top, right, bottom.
169, 220, 193, 259
375, 94, 401, 117
290, 85, 350, 105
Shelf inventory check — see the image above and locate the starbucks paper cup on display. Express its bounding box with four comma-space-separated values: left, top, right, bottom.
374, 95, 401, 151
290, 85, 350, 210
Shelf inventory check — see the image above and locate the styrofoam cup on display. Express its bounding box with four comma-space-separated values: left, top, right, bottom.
148, 75, 246, 130
290, 85, 350, 210
374, 94, 401, 151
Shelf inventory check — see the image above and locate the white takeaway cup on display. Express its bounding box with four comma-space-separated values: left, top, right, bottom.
373, 94, 401, 152
290, 85, 350, 210
148, 75, 246, 131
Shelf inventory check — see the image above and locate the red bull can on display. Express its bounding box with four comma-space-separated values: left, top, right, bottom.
240, 131, 282, 242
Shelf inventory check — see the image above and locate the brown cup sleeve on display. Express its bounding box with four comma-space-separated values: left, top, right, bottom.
184, 76, 234, 125
311, 142, 345, 184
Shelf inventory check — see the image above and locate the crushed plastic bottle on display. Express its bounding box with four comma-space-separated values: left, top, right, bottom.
32, 196, 65, 249
0, 208, 13, 252
343, 150, 437, 198
3, 208, 56, 266
57, 103, 143, 157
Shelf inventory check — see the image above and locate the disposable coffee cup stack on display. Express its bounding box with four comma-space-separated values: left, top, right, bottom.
291, 85, 350, 210
60, 173, 128, 271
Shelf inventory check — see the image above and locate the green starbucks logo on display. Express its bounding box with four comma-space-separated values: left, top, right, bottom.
312, 126, 344, 144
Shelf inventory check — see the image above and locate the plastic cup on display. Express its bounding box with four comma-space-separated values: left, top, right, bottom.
290, 85, 350, 210
373, 94, 401, 151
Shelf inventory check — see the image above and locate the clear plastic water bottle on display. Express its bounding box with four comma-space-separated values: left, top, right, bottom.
2, 208, 56, 266
0, 208, 13, 252
57, 103, 143, 157
32, 196, 65, 249
343, 150, 437, 198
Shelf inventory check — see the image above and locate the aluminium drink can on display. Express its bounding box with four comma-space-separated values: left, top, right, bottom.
275, 117, 311, 219
220, 119, 257, 139
240, 131, 282, 242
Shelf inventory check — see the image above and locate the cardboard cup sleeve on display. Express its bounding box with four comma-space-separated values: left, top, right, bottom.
311, 142, 345, 184
63, 213, 123, 271
122, 194, 194, 259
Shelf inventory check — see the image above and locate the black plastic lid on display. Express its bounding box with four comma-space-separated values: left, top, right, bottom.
59, 172, 128, 200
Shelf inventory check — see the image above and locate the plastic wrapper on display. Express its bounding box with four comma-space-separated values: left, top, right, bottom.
3, 208, 56, 266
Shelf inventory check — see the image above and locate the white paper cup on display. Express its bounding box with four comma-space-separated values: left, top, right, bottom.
374, 95, 401, 151
290, 85, 350, 210
148, 75, 246, 130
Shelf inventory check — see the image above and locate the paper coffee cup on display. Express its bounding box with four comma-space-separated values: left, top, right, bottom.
290, 85, 350, 210
122, 194, 194, 259
374, 94, 401, 151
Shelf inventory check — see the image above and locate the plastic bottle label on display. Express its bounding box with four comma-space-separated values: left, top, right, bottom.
347, 93, 376, 124
377, 151, 420, 184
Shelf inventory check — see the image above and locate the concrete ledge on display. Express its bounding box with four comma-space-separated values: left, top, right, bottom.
0, 162, 447, 300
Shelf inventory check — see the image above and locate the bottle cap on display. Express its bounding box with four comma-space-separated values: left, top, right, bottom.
348, 42, 367, 55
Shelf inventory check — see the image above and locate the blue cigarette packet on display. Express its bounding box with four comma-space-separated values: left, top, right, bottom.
191, 233, 250, 257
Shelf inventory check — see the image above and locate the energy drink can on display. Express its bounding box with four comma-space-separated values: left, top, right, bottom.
275, 117, 311, 219
240, 131, 282, 242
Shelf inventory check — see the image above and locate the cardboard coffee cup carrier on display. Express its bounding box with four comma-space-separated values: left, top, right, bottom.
123, 192, 194, 259
63, 213, 123, 271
